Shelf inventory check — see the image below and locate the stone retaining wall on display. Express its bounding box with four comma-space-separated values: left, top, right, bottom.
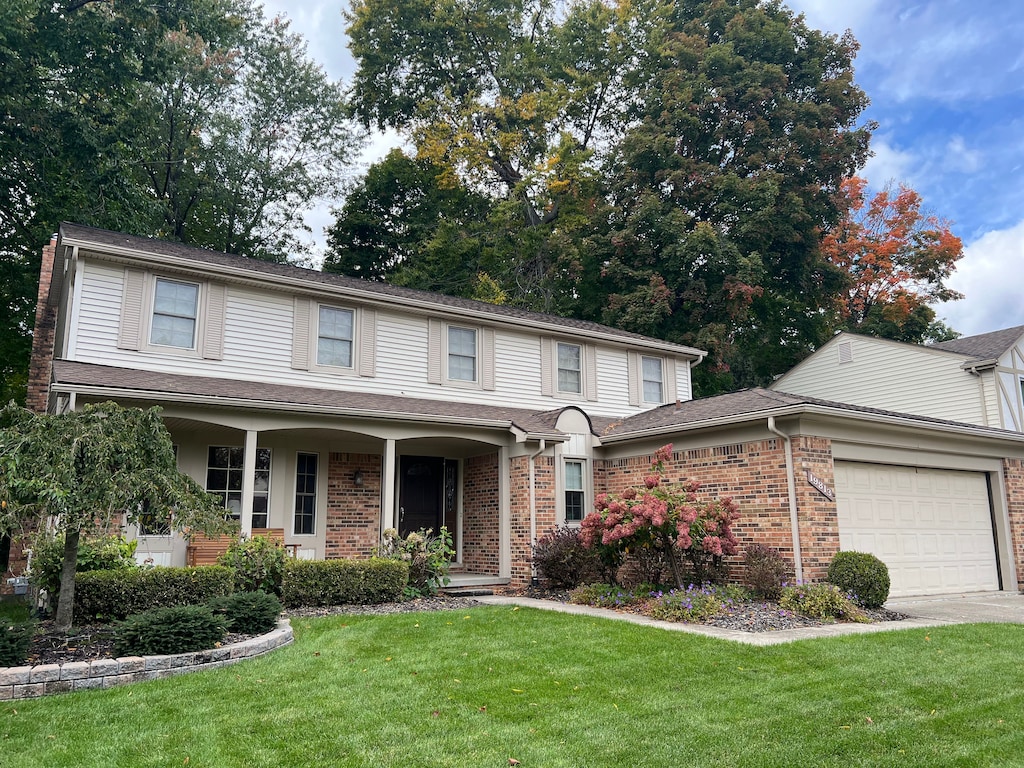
0, 619, 293, 699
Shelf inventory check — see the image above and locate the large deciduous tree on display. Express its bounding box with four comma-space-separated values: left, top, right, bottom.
0, 402, 228, 632
822, 176, 964, 343
345, 0, 874, 389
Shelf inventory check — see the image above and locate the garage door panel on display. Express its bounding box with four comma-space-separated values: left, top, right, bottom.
835, 463, 998, 598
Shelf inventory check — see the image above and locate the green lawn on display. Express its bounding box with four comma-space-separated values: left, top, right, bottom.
3, 606, 1022, 767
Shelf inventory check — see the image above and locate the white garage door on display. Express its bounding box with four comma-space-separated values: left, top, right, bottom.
833, 462, 999, 597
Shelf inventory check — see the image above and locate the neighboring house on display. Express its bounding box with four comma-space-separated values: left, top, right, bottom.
771, 328, 1024, 431
5, 224, 1024, 599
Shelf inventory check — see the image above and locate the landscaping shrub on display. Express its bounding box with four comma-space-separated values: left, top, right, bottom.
827, 550, 891, 609
208, 591, 282, 634
74, 565, 234, 622
744, 544, 789, 600
779, 583, 868, 622
0, 620, 35, 667
374, 527, 454, 596
218, 534, 286, 595
648, 584, 722, 623
531, 527, 601, 588
281, 558, 408, 607
113, 605, 227, 656
31, 533, 138, 610
568, 583, 647, 609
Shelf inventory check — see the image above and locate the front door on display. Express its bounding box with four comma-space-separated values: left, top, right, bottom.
399, 456, 445, 536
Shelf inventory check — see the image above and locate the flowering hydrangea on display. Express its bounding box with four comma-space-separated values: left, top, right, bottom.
579, 443, 740, 586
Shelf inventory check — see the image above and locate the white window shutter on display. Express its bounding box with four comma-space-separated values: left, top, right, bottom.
540, 337, 553, 396
427, 319, 443, 384
201, 283, 227, 360
291, 297, 311, 370
481, 328, 496, 390
358, 308, 377, 377
664, 358, 677, 403
117, 269, 146, 350
627, 351, 641, 406
584, 344, 598, 401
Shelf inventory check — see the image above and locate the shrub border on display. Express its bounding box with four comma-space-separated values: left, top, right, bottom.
0, 619, 293, 699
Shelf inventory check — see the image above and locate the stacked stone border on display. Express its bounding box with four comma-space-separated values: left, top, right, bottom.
0, 619, 293, 700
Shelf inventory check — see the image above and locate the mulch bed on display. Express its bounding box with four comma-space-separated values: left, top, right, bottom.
19, 592, 906, 667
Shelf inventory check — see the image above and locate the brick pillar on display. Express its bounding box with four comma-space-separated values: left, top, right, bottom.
26, 237, 59, 414
1002, 458, 1024, 591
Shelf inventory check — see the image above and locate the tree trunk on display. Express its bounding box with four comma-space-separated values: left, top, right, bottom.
54, 529, 81, 633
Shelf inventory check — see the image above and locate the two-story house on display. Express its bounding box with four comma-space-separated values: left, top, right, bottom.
9, 224, 1024, 599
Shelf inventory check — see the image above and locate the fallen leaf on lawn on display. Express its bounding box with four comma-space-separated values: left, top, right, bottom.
464, 615, 471, 620
509, 759, 520, 766
479, 706, 487, 712
840, 726, 851, 730
865, 717, 873, 724
512, 688, 525, 693
930, 709, 936, 715
453, 679, 461, 684
925, 635, 930, 642
414, 623, 420, 628
385, 657, 392, 662
513, 607, 520, 612
313, 652, 320, 657
183, 759, 189, 766
432, 711, 440, 718
613, 703, 618, 710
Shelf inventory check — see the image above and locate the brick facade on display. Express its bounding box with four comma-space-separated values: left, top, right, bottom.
461, 453, 501, 575
324, 453, 381, 559
595, 437, 842, 584
26, 238, 58, 415
1002, 459, 1024, 591
508, 454, 556, 585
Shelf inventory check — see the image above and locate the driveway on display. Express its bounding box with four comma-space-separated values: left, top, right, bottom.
886, 591, 1024, 624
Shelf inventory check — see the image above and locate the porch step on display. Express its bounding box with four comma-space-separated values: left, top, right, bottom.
440, 586, 498, 597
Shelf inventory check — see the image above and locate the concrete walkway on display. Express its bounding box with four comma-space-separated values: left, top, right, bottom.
474, 591, 1024, 647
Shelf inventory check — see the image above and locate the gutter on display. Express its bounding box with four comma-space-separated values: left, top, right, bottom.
60, 234, 706, 360
766, 416, 804, 583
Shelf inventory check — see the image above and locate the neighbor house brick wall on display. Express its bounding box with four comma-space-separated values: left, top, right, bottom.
596, 437, 841, 584
325, 453, 381, 559
509, 454, 555, 585
26, 238, 58, 414
461, 453, 500, 576
1002, 458, 1024, 591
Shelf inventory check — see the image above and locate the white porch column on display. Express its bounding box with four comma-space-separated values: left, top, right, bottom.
381, 438, 397, 535
499, 445, 511, 579
240, 429, 258, 537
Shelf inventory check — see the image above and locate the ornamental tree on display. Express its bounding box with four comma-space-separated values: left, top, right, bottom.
580, 445, 739, 586
0, 402, 229, 632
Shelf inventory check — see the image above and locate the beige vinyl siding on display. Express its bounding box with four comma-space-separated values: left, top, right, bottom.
774, 335, 985, 426
995, 342, 1024, 431
72, 259, 680, 418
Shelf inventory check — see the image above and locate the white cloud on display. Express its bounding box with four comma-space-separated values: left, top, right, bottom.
861, 137, 916, 188
934, 219, 1024, 335
784, 0, 883, 34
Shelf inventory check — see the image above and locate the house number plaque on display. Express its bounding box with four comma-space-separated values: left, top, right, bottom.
805, 470, 835, 501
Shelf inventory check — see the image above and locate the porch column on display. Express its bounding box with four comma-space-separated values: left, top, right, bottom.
240, 429, 258, 537
499, 445, 511, 579
381, 438, 397, 534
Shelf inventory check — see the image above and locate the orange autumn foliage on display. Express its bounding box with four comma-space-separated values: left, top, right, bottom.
822, 177, 964, 330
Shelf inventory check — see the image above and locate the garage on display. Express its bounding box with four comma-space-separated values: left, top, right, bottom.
833, 462, 1000, 597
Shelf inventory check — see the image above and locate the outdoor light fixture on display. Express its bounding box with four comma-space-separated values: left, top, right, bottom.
353, 469, 364, 487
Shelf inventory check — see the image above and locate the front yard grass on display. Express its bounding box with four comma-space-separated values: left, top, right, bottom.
3, 606, 1022, 767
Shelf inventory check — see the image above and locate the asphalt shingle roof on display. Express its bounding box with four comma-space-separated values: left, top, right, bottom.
930, 325, 1024, 362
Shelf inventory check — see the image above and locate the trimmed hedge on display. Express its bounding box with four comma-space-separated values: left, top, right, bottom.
114, 605, 227, 657
281, 558, 408, 607
828, 550, 891, 609
74, 566, 234, 622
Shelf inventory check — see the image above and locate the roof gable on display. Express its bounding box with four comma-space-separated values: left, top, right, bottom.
930, 325, 1024, 362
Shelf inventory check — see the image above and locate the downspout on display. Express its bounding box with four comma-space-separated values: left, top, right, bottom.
528, 439, 547, 585
767, 417, 804, 583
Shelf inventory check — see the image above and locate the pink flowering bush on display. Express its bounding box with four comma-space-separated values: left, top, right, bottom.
579, 444, 740, 586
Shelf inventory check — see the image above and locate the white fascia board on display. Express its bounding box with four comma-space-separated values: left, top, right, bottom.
65, 236, 705, 360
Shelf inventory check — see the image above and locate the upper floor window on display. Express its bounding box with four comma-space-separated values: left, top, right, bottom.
642, 356, 664, 403
448, 326, 477, 382
317, 305, 354, 368
150, 278, 199, 349
557, 343, 582, 394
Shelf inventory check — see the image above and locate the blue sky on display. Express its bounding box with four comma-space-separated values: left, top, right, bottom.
263, 0, 1024, 337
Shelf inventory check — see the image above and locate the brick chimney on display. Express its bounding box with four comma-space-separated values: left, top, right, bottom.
25, 235, 59, 414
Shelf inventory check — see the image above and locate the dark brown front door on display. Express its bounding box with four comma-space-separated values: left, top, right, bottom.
398, 456, 444, 536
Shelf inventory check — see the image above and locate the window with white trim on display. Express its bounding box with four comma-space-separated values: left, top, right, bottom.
447, 326, 477, 382
557, 342, 582, 394
317, 306, 354, 368
150, 278, 199, 349
206, 446, 272, 528
294, 452, 318, 535
564, 460, 586, 523
642, 356, 664, 403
